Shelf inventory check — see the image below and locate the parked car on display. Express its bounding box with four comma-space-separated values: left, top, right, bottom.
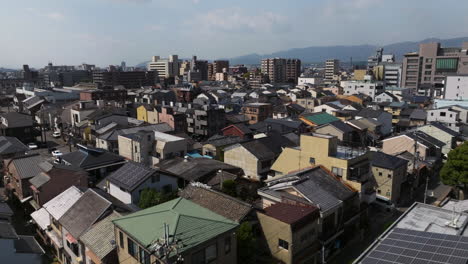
52, 150, 63, 157
52, 131, 61, 138
375, 195, 395, 212
27, 143, 38, 150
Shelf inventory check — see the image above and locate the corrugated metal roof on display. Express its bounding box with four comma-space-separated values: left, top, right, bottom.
11, 154, 44, 179
43, 186, 84, 220
301, 112, 340, 125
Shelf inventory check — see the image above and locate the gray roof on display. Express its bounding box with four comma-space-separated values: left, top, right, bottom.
426, 122, 460, 137
317, 120, 355, 134
61, 145, 124, 170
80, 211, 121, 259
179, 184, 252, 223
0, 221, 17, 239
107, 162, 157, 192
98, 123, 172, 141
204, 135, 244, 148
157, 157, 241, 182
0, 112, 33, 128
371, 151, 408, 170
356, 108, 384, 118
0, 202, 13, 217
266, 167, 356, 212
405, 131, 446, 148
29, 173, 51, 188
409, 108, 427, 120
0, 136, 28, 155
236, 133, 295, 160
14, 235, 44, 254
59, 189, 111, 238
10, 154, 44, 179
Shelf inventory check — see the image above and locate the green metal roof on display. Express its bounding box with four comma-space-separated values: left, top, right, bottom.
112, 198, 238, 255
302, 112, 340, 125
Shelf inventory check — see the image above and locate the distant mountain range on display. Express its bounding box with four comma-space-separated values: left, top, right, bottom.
137, 36, 468, 67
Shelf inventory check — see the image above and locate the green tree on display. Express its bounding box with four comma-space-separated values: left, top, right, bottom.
440, 141, 468, 190
237, 222, 257, 264
221, 180, 237, 197
138, 188, 178, 209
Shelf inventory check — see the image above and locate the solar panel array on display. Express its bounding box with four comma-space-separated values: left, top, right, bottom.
359, 228, 468, 264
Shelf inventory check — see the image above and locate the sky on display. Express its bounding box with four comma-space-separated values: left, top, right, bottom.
1, 0, 468, 68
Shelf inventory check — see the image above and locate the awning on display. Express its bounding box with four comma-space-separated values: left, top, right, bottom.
31, 208, 50, 230
66, 233, 78, 244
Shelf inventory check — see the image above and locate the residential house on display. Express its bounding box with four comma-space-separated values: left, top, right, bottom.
382, 131, 445, 164
370, 151, 408, 204
30, 186, 85, 263
96, 123, 172, 153
0, 112, 35, 143
314, 120, 365, 147
158, 106, 186, 133
417, 122, 461, 155
221, 124, 253, 140
427, 106, 466, 132
0, 221, 44, 263
59, 189, 113, 264
300, 112, 340, 128
242, 103, 273, 124
346, 118, 383, 145
179, 184, 254, 223
383, 101, 407, 124
355, 108, 392, 136
271, 133, 374, 200
156, 157, 243, 186
296, 97, 319, 111
202, 135, 244, 160
258, 166, 362, 261
0, 136, 29, 160
3, 154, 44, 202
223, 133, 296, 180
29, 161, 88, 208
257, 203, 321, 264
105, 161, 179, 206
112, 198, 238, 264
184, 104, 226, 138
80, 211, 121, 264
61, 144, 126, 185
152, 131, 187, 164
136, 105, 159, 124
272, 104, 305, 119
249, 118, 307, 135
374, 92, 399, 103
118, 131, 154, 165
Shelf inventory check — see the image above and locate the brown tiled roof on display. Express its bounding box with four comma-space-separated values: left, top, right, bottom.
264, 203, 319, 225
178, 184, 252, 223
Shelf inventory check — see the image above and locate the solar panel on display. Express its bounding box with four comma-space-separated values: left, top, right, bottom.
358, 228, 468, 264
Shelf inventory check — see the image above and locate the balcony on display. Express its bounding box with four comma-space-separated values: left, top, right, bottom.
334, 146, 367, 160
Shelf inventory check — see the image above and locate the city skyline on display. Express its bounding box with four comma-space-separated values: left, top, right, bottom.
2, 0, 468, 68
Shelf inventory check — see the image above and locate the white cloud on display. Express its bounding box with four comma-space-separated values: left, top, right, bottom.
192, 8, 290, 34
322, 0, 383, 20
45, 12, 65, 21
146, 24, 164, 31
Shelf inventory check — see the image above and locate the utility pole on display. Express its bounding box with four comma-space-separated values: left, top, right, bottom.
423, 172, 429, 204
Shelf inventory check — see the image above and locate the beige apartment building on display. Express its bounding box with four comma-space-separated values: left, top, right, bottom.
261, 58, 301, 83
402, 42, 468, 94
370, 151, 408, 204
271, 133, 374, 198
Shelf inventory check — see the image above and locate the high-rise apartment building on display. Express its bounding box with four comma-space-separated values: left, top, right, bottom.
325, 59, 340, 81
261, 58, 301, 83
208, 60, 229, 80
402, 42, 468, 94
148, 55, 181, 79
383, 63, 402, 87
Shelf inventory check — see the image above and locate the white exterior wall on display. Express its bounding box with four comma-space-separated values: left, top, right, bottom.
427, 109, 459, 131
0, 239, 42, 264
417, 126, 454, 155
313, 104, 336, 115
341, 81, 382, 99
444, 76, 468, 100
375, 93, 394, 103
298, 77, 321, 86
61, 227, 85, 264
108, 182, 132, 204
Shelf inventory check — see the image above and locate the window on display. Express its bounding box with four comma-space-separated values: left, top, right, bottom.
119, 231, 124, 248
377, 189, 381, 194
279, 239, 289, 250
424, 77, 431, 81
134, 146, 138, 153
431, 113, 434, 116
425, 65, 432, 69
225, 237, 231, 254
128, 238, 138, 259
66, 240, 79, 256
332, 167, 344, 177
139, 247, 150, 264
388, 174, 392, 179
379, 172, 382, 176
151, 174, 160, 183
206, 244, 217, 263
309, 157, 315, 164
440, 112, 446, 117
426, 58, 433, 63
424, 71, 431, 75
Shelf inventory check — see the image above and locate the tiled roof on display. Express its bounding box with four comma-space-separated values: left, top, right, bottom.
264, 203, 319, 225
371, 151, 408, 170
405, 131, 446, 148
0, 136, 28, 155
81, 211, 121, 259
301, 112, 340, 125
113, 198, 238, 256
59, 189, 111, 238
356, 108, 384, 118
179, 184, 252, 223
61, 145, 124, 169
107, 161, 157, 192
10, 154, 44, 179
204, 135, 243, 148
0, 112, 33, 128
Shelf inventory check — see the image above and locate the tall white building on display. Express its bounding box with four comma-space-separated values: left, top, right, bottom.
148, 55, 180, 79
383, 63, 402, 87
325, 59, 339, 81
341, 80, 384, 99
444, 75, 468, 100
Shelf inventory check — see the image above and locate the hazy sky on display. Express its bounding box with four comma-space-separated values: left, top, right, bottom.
1, 0, 468, 68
